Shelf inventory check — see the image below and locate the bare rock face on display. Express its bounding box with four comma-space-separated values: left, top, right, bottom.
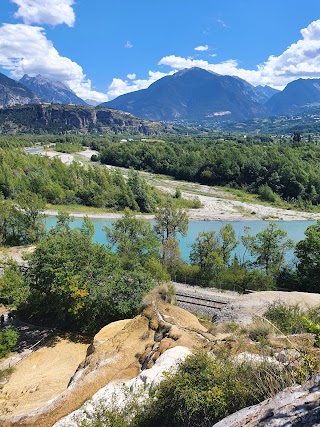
20, 74, 87, 106
0, 289, 212, 427
213, 375, 320, 427
0, 73, 41, 107
53, 346, 192, 427
0, 104, 169, 135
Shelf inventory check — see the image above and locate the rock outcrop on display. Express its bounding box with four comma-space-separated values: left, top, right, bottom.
213, 375, 320, 427
54, 346, 192, 427
0, 104, 169, 135
0, 288, 213, 427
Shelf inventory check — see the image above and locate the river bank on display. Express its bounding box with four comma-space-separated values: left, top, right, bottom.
44, 194, 320, 222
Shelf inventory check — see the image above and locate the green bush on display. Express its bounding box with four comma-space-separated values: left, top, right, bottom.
133, 351, 292, 427
258, 184, 279, 203
0, 328, 18, 358
264, 302, 307, 334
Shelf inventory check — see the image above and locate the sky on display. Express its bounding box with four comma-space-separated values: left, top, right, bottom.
0, 0, 320, 102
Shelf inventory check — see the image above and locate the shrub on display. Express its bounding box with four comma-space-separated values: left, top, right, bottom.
247, 320, 273, 342
258, 184, 279, 203
264, 302, 307, 335
174, 188, 182, 199
0, 328, 18, 358
134, 351, 293, 427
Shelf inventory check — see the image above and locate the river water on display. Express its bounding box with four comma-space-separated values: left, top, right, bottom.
45, 217, 315, 263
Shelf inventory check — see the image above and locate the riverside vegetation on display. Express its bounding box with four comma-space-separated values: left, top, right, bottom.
2, 134, 320, 425
100, 134, 320, 209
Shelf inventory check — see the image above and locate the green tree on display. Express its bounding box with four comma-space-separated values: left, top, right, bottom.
128, 170, 156, 213
154, 200, 188, 260
242, 223, 294, 275
190, 231, 221, 276
190, 225, 237, 279
105, 209, 160, 265
0, 260, 28, 306
219, 224, 238, 265
295, 221, 320, 292
23, 219, 155, 333
0, 328, 18, 358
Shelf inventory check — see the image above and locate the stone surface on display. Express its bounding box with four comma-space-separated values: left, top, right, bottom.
213, 375, 320, 427
53, 346, 191, 427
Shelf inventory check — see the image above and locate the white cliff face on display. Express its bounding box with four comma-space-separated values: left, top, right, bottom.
53, 346, 191, 427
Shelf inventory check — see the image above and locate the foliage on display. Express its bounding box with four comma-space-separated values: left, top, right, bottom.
22, 219, 155, 333
154, 200, 188, 271
0, 260, 28, 306
258, 184, 280, 203
0, 194, 46, 245
241, 223, 294, 275
264, 302, 312, 335
154, 200, 189, 243
295, 221, 320, 292
105, 209, 160, 265
0, 328, 18, 358
0, 148, 159, 213
100, 138, 320, 206
133, 351, 293, 427
190, 225, 238, 279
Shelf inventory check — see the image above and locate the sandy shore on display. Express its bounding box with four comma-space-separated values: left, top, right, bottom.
44, 194, 320, 222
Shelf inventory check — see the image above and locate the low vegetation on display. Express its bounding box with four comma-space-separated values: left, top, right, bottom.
0, 328, 18, 358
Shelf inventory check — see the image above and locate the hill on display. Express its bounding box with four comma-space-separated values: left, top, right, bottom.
0, 72, 41, 107
20, 74, 88, 106
101, 67, 267, 122
266, 78, 320, 115
0, 104, 169, 135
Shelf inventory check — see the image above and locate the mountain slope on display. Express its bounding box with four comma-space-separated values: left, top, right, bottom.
0, 72, 41, 107
20, 74, 88, 105
0, 104, 169, 135
254, 85, 280, 103
266, 78, 320, 115
101, 68, 267, 121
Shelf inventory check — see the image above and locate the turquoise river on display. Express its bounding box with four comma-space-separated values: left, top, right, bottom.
45, 218, 316, 264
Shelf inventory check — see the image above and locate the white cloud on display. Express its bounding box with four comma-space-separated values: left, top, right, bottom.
127, 73, 136, 80
106, 19, 320, 100
124, 41, 133, 49
0, 24, 107, 102
12, 0, 75, 27
216, 18, 228, 29
194, 45, 208, 51
106, 70, 175, 100
158, 20, 320, 90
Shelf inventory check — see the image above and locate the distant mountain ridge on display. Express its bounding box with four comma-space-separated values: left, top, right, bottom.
101, 68, 269, 121
20, 74, 87, 105
266, 78, 320, 115
0, 72, 41, 107
101, 68, 277, 122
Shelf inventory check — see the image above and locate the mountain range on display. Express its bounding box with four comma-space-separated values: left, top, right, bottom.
102, 68, 320, 121
266, 78, 320, 115
19, 74, 87, 105
101, 68, 276, 121
0, 73, 41, 107
1, 69, 320, 124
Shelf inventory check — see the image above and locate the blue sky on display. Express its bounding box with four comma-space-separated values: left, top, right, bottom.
0, 0, 320, 102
